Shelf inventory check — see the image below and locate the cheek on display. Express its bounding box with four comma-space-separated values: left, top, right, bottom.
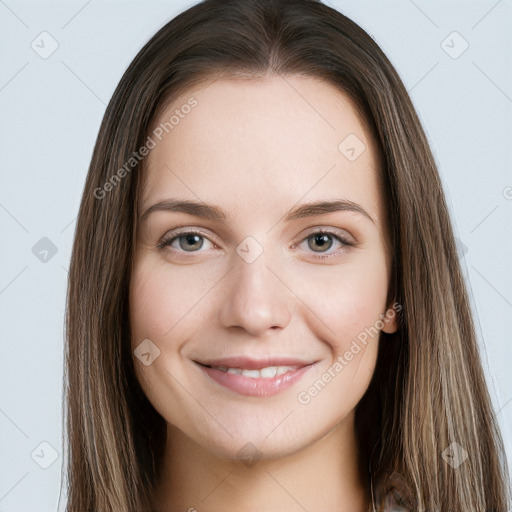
129, 257, 213, 346
128, 254, 230, 394
293, 253, 388, 403
296, 250, 389, 352
129, 258, 215, 420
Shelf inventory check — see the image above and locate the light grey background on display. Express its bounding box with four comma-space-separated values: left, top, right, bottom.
1, 1, 511, 510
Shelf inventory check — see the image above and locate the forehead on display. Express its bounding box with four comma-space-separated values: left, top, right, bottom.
141, 75, 383, 225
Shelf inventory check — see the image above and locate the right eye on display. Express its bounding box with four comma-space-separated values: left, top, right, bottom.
157, 230, 217, 253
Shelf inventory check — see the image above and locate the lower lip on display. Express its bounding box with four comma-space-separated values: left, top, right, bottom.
195, 363, 314, 397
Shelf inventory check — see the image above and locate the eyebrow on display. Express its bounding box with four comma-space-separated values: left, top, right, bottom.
140, 198, 375, 225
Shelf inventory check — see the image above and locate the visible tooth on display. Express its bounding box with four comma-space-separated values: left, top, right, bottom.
212, 365, 300, 378
276, 365, 296, 376
241, 369, 261, 378
259, 366, 277, 378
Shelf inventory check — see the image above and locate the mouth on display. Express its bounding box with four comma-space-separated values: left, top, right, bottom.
193, 356, 317, 397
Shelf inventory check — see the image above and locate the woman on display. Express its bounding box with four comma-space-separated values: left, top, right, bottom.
63, 0, 510, 510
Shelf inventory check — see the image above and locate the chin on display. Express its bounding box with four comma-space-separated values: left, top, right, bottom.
182, 412, 332, 463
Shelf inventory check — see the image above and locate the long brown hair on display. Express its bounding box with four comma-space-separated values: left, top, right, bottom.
63, 0, 510, 510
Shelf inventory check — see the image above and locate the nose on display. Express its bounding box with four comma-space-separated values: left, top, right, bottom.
217, 247, 293, 337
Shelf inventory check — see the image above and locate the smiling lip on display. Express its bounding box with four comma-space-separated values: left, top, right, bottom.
193, 356, 316, 397
196, 356, 314, 370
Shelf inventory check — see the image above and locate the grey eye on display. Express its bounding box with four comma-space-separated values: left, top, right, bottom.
176, 233, 204, 251
307, 233, 334, 252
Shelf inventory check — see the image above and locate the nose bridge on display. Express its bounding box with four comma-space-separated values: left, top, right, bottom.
217, 238, 292, 336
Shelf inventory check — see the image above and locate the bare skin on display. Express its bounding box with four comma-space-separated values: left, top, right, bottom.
129, 75, 397, 512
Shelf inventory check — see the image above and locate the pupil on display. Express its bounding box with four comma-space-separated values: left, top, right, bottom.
181, 234, 203, 251
310, 233, 332, 252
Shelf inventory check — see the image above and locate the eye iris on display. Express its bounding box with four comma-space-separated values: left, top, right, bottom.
179, 234, 203, 251
308, 233, 333, 252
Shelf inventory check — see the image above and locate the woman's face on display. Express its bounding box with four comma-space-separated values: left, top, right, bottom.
129, 75, 397, 460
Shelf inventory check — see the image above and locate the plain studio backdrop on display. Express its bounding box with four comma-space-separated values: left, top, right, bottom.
0, 1, 511, 510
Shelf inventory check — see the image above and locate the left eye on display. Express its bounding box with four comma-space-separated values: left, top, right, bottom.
300, 231, 349, 255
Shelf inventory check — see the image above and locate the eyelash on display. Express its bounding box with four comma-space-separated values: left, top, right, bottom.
156, 228, 354, 260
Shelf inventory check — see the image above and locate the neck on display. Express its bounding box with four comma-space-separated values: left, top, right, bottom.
151, 416, 371, 512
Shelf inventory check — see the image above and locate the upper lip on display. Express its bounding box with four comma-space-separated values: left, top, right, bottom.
194, 356, 316, 370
